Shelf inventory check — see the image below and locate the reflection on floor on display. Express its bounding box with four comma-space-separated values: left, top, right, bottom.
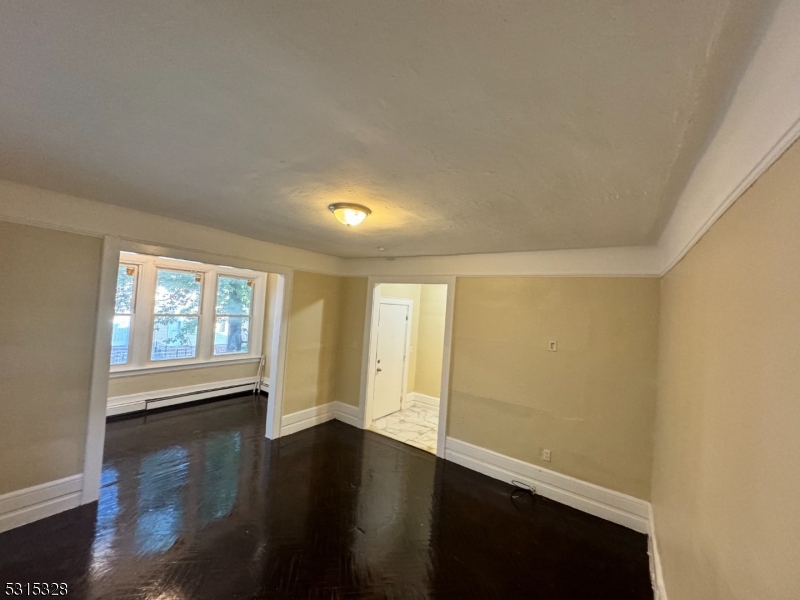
370, 401, 439, 454
0, 394, 653, 599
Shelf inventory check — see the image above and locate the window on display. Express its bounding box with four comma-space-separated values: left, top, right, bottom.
214, 276, 253, 355
151, 269, 203, 361
111, 265, 137, 365
109, 252, 267, 373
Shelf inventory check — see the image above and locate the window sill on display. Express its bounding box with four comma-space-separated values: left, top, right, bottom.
109, 356, 262, 379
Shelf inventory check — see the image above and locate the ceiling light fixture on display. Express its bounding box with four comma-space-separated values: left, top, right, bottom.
328, 203, 371, 227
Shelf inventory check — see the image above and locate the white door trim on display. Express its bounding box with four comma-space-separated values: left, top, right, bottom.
265, 271, 292, 440
366, 297, 413, 423
81, 235, 120, 503
359, 276, 457, 459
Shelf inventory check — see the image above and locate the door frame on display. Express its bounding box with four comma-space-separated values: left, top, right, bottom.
359, 276, 457, 459
366, 297, 413, 423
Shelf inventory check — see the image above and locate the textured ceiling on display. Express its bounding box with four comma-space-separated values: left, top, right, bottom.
0, 1, 775, 258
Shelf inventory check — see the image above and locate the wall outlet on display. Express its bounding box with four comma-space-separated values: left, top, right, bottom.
542, 449, 551, 462
548, 340, 557, 352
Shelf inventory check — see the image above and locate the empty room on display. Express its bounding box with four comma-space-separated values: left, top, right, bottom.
0, 2, 798, 599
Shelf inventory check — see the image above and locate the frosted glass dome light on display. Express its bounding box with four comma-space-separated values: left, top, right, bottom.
328, 203, 371, 227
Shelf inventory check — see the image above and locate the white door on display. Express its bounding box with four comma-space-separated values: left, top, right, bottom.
371, 302, 410, 420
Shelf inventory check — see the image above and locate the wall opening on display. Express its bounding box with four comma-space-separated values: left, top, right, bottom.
81, 240, 291, 509
104, 251, 274, 416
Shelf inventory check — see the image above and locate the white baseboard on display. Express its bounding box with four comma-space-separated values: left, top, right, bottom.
281, 403, 337, 435
648, 505, 668, 600
0, 475, 83, 534
444, 437, 650, 533
334, 402, 362, 428
277, 418, 661, 596
281, 401, 363, 435
107, 377, 258, 416
407, 392, 440, 408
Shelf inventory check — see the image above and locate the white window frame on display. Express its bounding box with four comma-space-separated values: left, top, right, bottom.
109, 252, 268, 377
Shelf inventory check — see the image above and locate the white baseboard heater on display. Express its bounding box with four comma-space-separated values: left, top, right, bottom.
106, 377, 260, 417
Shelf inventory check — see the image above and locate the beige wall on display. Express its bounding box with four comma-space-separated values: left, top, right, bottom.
334, 277, 369, 407
449, 277, 659, 499
414, 284, 447, 398
108, 362, 260, 397
283, 271, 343, 413
0, 221, 102, 494
651, 141, 800, 600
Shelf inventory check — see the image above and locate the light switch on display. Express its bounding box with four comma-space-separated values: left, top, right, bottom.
549, 340, 557, 352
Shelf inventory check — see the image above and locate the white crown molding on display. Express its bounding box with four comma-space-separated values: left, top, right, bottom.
0, 179, 345, 276
0, 474, 83, 534
656, 0, 800, 275
659, 115, 800, 275
0, 188, 661, 276
341, 245, 662, 278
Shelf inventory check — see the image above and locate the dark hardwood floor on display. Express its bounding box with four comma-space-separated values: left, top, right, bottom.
0, 395, 653, 599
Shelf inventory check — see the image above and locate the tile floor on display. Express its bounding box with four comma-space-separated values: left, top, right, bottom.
370, 401, 439, 453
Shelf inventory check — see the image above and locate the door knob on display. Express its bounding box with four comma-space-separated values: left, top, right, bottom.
376, 367, 382, 372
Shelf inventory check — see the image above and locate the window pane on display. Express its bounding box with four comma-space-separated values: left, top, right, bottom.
216, 276, 252, 316
110, 316, 131, 365
151, 316, 198, 360
154, 270, 202, 315
214, 317, 250, 355
115, 266, 135, 314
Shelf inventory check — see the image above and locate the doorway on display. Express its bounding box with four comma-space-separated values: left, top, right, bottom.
362, 280, 454, 456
